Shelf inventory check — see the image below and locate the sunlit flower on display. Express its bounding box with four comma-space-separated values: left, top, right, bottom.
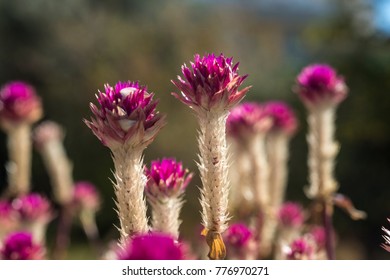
85, 81, 165, 149
73, 181, 101, 211
145, 158, 192, 198
224, 223, 252, 248
295, 64, 347, 108
278, 202, 305, 228
117, 232, 187, 260
0, 231, 45, 260
13, 193, 52, 223
172, 53, 250, 113
264, 101, 298, 136
285, 237, 314, 260
0, 81, 42, 127
227, 102, 272, 141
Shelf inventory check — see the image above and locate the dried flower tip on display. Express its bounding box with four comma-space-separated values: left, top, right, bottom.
227, 102, 272, 140
117, 232, 187, 260
73, 181, 101, 212
33, 121, 64, 149
295, 64, 348, 108
382, 219, 390, 253
278, 202, 305, 228
224, 223, 253, 248
285, 237, 314, 260
0, 231, 45, 260
145, 158, 193, 198
0, 81, 42, 127
264, 101, 298, 136
85, 81, 165, 149
12, 193, 53, 223
172, 53, 250, 113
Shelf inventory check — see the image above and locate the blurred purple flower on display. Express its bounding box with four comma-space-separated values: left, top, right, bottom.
0, 231, 44, 260
12, 193, 52, 222
145, 158, 193, 198
73, 181, 101, 211
224, 223, 253, 248
227, 102, 272, 140
264, 101, 298, 136
33, 121, 64, 149
172, 53, 250, 112
285, 237, 314, 260
308, 226, 326, 250
278, 202, 305, 228
295, 64, 348, 107
85, 81, 165, 149
0, 81, 42, 126
117, 232, 187, 260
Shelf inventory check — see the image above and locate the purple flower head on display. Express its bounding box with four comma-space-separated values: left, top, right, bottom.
285, 237, 314, 260
308, 226, 326, 250
73, 181, 101, 211
117, 232, 187, 260
224, 223, 253, 248
227, 102, 272, 141
33, 121, 64, 149
278, 202, 305, 228
382, 219, 390, 253
295, 64, 348, 108
0, 232, 44, 260
85, 81, 165, 149
264, 101, 298, 136
172, 53, 251, 113
12, 193, 52, 223
145, 158, 193, 198
0, 81, 42, 127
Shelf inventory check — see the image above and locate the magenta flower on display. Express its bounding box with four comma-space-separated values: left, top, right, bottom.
286, 237, 314, 260
278, 202, 305, 228
0, 81, 42, 126
73, 181, 101, 211
308, 226, 326, 250
264, 101, 298, 136
85, 81, 165, 149
12, 193, 52, 222
227, 102, 272, 140
295, 64, 348, 107
382, 219, 390, 253
145, 158, 193, 198
117, 232, 187, 260
172, 53, 250, 112
224, 223, 253, 248
0, 231, 44, 260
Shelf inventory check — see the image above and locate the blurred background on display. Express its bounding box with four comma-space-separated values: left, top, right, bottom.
0, 0, 389, 259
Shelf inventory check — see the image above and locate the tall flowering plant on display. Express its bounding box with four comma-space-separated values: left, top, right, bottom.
172, 53, 250, 259
85, 81, 165, 244
0, 81, 42, 196
145, 158, 192, 239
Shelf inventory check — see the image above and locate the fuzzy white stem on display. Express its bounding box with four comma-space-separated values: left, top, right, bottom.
148, 196, 183, 239
111, 147, 149, 244
198, 112, 230, 233
306, 107, 338, 199
6, 123, 32, 195
228, 141, 254, 214
39, 140, 74, 204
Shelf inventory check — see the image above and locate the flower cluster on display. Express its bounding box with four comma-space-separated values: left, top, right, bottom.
224, 223, 253, 248
295, 64, 348, 108
0, 81, 42, 128
33, 121, 64, 149
285, 237, 314, 260
0, 231, 44, 260
73, 181, 101, 212
264, 101, 298, 136
145, 158, 192, 198
85, 81, 165, 149
278, 202, 305, 228
172, 53, 250, 113
12, 193, 53, 223
117, 232, 187, 260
